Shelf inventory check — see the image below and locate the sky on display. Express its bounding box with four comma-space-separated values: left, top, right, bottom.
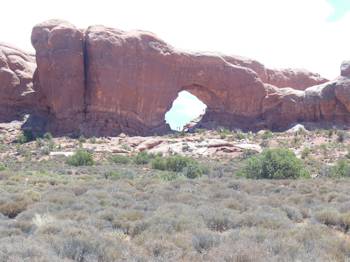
0, 0, 349, 129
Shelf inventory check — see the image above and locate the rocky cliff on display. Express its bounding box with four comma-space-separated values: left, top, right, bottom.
0, 19, 349, 136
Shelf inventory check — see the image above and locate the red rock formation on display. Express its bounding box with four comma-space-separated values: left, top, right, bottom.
223, 55, 328, 90
0, 43, 44, 120
31, 20, 85, 134
265, 68, 328, 90
341, 61, 350, 78
83, 25, 266, 135
1, 19, 349, 136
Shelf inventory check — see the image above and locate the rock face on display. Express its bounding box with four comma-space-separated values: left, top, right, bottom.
223, 55, 328, 90
83, 26, 266, 135
31, 20, 85, 134
341, 61, 350, 77
0, 43, 43, 121
1, 19, 350, 136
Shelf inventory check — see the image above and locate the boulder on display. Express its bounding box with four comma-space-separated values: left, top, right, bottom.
341, 61, 350, 77
0, 43, 43, 120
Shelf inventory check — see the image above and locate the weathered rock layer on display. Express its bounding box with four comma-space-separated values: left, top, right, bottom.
0, 19, 349, 136
0, 43, 44, 121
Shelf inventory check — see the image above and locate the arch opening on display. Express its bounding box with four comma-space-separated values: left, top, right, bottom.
165, 91, 207, 131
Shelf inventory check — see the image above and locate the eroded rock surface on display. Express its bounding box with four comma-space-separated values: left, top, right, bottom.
341, 61, 350, 78
31, 20, 85, 134
1, 19, 350, 136
223, 55, 328, 90
0, 43, 42, 121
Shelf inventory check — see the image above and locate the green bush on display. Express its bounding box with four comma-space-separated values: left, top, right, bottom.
43, 132, 53, 140
151, 156, 167, 170
104, 171, 122, 180
234, 131, 246, 140
301, 147, 311, 159
331, 159, 350, 177
17, 130, 34, 144
261, 130, 273, 140
164, 155, 194, 172
237, 148, 309, 179
66, 150, 94, 166
133, 152, 155, 165
218, 127, 231, 139
151, 155, 206, 179
110, 155, 130, 164
183, 163, 204, 179
337, 131, 347, 143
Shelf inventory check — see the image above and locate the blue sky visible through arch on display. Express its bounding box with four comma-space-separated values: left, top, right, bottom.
327, 0, 350, 21
165, 91, 207, 131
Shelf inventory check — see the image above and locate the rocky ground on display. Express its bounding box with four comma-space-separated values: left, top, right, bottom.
1, 121, 350, 261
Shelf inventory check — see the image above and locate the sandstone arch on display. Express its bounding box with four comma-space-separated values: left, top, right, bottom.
1, 19, 349, 137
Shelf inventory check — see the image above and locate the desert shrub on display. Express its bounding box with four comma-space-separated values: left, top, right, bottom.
337, 131, 346, 143
0, 199, 30, 218
192, 231, 220, 253
183, 163, 205, 179
281, 205, 303, 222
66, 150, 94, 166
331, 159, 350, 177
158, 171, 184, 181
301, 147, 311, 159
260, 140, 269, 148
17, 130, 34, 144
109, 155, 130, 164
162, 155, 195, 172
78, 135, 86, 144
237, 148, 310, 179
151, 157, 167, 170
104, 171, 122, 180
134, 152, 154, 165
89, 136, 97, 144
340, 213, 350, 232
261, 130, 273, 140
202, 209, 233, 232
327, 129, 334, 138
234, 130, 246, 140
121, 144, 131, 151
218, 127, 231, 139
241, 149, 257, 159
0, 164, 5, 171
151, 155, 206, 178
43, 132, 53, 140
315, 209, 341, 226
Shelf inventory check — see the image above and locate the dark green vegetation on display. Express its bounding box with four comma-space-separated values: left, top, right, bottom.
238, 148, 310, 179
66, 149, 94, 166
151, 155, 208, 179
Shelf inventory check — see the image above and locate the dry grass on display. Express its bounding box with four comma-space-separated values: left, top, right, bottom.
0, 128, 350, 260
